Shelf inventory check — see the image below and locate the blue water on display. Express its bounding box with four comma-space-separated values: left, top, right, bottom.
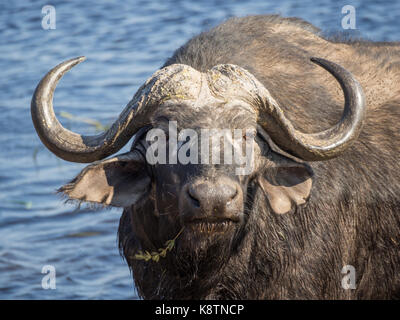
0, 0, 399, 299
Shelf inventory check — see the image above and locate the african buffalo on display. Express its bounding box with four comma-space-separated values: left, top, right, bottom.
31, 15, 400, 299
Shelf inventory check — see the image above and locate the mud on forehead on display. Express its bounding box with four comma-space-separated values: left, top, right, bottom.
141, 63, 264, 111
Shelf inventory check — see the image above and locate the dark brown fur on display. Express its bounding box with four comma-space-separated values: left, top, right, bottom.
118, 15, 400, 299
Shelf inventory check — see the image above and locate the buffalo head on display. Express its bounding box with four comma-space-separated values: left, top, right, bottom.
31, 57, 365, 277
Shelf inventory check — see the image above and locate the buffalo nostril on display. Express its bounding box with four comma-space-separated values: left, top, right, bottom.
227, 187, 238, 203
232, 187, 239, 199
187, 189, 201, 208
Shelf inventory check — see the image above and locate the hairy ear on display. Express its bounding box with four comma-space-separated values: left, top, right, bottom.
258, 154, 313, 214
59, 151, 151, 207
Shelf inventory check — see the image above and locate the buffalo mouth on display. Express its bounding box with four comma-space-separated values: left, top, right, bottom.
184, 217, 239, 234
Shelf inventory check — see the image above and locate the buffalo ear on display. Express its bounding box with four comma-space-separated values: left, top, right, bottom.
258, 156, 313, 214
59, 151, 151, 207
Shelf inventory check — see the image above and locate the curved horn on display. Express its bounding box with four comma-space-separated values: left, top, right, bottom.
31, 57, 155, 163
258, 57, 366, 161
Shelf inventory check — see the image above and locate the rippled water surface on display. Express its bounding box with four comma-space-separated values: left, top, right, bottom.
0, 0, 399, 299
